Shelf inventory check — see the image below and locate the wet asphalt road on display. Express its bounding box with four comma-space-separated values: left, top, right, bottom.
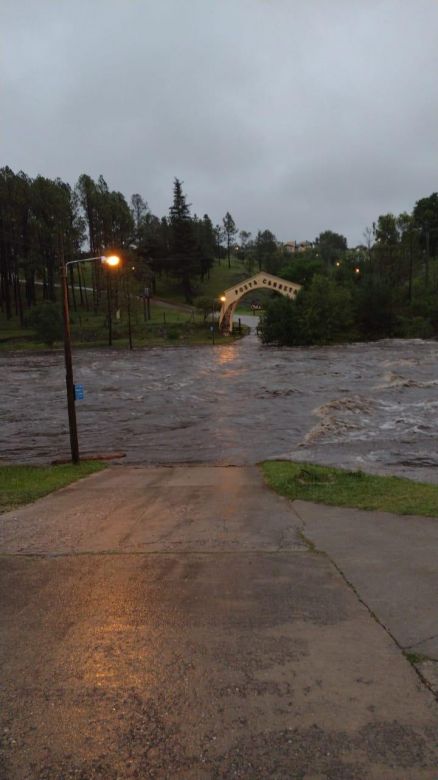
1, 466, 438, 779
3, 328, 438, 482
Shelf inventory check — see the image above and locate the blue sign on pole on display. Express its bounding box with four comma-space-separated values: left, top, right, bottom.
74, 384, 84, 401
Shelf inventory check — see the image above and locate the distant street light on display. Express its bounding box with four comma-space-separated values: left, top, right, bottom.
60, 253, 121, 464
104, 255, 121, 267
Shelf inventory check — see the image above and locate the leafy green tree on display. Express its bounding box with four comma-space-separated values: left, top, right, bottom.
237, 231, 254, 274
193, 214, 215, 281
259, 276, 354, 346
255, 229, 277, 272
373, 213, 402, 284
299, 275, 354, 344
239, 230, 251, 250
214, 224, 225, 262
259, 296, 302, 345
130, 193, 149, 239
355, 278, 396, 338
76, 174, 99, 254
316, 230, 347, 267
374, 214, 399, 245
413, 193, 438, 256
31, 175, 81, 302
413, 193, 438, 286
0, 167, 34, 320
280, 256, 326, 286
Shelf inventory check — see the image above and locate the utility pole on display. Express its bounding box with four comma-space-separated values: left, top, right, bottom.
408, 230, 414, 303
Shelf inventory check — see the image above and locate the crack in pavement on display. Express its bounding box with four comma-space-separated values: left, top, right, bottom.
291, 501, 438, 701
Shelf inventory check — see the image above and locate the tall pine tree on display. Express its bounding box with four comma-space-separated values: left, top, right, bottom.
223, 211, 237, 269
169, 178, 199, 302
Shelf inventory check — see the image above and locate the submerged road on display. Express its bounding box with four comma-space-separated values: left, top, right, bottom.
3, 327, 438, 482
1, 466, 438, 778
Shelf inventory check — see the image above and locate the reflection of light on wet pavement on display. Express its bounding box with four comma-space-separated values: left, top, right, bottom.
217, 345, 237, 365
4, 338, 438, 482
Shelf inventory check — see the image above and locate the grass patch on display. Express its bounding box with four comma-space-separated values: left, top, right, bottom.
261, 460, 438, 517
0, 320, 247, 351
0, 297, 248, 351
0, 462, 107, 513
404, 652, 429, 665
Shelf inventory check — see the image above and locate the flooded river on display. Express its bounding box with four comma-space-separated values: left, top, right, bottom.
2, 322, 438, 482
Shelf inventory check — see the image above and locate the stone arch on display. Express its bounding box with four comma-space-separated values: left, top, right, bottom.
219, 272, 301, 333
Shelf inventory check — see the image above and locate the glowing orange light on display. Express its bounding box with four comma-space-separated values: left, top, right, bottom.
102, 255, 120, 267
220, 295, 226, 302
355, 267, 360, 274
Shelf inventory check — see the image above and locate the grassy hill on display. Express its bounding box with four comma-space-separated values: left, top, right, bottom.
155, 256, 248, 303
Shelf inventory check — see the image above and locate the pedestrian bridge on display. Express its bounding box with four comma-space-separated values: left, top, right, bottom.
219, 272, 301, 333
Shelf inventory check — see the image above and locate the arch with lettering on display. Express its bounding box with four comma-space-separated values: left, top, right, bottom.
218, 272, 301, 333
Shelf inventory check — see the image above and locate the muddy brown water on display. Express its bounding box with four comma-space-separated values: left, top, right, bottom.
2, 322, 438, 482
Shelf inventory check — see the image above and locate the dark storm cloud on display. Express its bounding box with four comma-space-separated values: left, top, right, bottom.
2, 0, 438, 244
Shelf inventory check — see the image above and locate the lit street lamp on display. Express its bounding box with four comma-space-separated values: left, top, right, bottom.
212, 296, 227, 344
60, 253, 120, 464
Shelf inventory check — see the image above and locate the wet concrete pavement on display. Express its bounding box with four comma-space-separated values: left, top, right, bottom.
1, 466, 438, 778
294, 500, 438, 661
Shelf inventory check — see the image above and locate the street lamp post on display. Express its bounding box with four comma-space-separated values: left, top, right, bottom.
60, 253, 120, 464
126, 266, 135, 351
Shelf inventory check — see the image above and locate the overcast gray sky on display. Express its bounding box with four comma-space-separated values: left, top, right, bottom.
2, 0, 438, 245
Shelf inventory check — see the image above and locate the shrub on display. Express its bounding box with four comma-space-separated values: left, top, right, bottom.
259, 276, 355, 346
26, 303, 63, 346
194, 296, 219, 320
259, 296, 302, 345
395, 316, 433, 339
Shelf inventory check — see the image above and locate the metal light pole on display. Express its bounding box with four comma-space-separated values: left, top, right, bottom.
60, 253, 120, 464
126, 265, 135, 351
60, 251, 79, 464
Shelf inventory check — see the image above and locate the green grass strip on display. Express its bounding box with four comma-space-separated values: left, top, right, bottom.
261, 460, 438, 517
0, 462, 106, 513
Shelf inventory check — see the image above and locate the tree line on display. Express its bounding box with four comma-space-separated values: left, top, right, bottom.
3, 164, 438, 347
0, 168, 242, 325
260, 194, 438, 345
